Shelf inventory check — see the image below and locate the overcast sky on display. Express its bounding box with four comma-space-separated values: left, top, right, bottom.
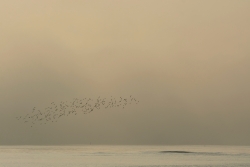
0, 0, 250, 145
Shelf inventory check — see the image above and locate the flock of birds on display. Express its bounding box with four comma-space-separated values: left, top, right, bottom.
16, 95, 139, 127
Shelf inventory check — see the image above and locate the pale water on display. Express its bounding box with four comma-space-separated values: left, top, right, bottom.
0, 145, 249, 167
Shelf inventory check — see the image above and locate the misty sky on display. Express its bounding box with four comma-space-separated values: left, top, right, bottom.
0, 0, 250, 145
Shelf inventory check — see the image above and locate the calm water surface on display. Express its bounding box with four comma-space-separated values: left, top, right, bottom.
0, 145, 250, 167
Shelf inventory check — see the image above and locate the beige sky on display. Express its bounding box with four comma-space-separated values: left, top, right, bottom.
0, 0, 250, 145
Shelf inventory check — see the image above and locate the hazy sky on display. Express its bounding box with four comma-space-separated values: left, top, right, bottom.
1, 0, 250, 145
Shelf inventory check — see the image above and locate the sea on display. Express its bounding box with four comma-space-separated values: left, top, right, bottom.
0, 145, 249, 167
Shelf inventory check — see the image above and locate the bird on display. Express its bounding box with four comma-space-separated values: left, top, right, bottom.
17, 95, 139, 127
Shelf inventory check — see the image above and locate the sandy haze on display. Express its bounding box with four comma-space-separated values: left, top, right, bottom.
0, 0, 250, 145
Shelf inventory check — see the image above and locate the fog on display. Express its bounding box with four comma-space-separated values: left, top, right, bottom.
0, 0, 250, 145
